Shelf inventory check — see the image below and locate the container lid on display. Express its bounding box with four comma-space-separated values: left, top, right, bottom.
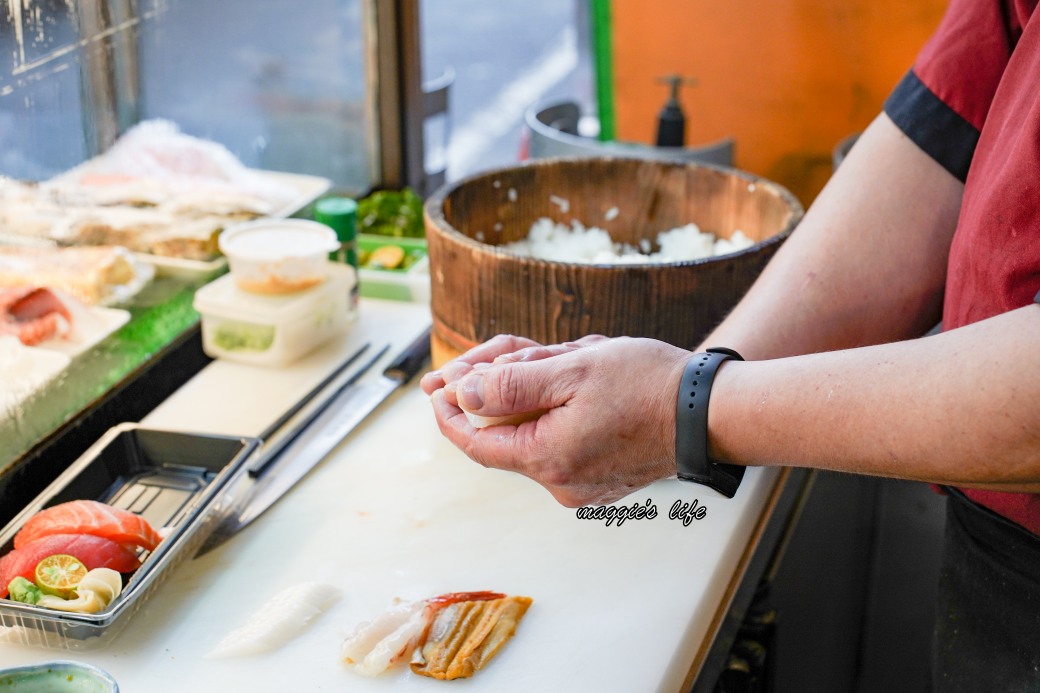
194, 262, 355, 323
314, 197, 358, 241
218, 219, 339, 261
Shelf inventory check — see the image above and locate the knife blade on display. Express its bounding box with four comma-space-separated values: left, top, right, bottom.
247, 342, 385, 478
249, 341, 373, 475
196, 325, 432, 555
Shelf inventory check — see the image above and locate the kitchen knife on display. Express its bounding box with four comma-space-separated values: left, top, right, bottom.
196, 325, 432, 555
250, 341, 373, 474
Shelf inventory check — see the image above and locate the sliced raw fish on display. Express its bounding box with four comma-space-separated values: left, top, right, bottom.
1, 287, 72, 323
345, 602, 435, 677
340, 599, 426, 669
0, 287, 72, 346
208, 582, 341, 658
0, 533, 140, 599
14, 500, 162, 552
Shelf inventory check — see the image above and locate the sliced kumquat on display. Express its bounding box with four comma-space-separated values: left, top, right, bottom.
34, 554, 88, 599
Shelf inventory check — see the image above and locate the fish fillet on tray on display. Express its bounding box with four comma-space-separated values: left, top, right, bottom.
0, 246, 153, 307
0, 287, 130, 413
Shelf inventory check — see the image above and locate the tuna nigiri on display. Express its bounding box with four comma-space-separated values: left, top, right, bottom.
14, 500, 162, 553
0, 533, 140, 599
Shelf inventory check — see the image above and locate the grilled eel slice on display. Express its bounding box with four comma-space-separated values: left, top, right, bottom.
410, 594, 533, 680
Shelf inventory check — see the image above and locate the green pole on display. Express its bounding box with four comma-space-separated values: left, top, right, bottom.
590, 0, 616, 142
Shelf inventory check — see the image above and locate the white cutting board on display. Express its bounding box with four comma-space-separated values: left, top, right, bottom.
0, 299, 780, 692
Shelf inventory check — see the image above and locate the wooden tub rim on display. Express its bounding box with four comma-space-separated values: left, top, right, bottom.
422, 155, 805, 271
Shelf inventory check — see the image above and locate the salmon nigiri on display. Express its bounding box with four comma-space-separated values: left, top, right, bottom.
0, 533, 140, 599
14, 500, 162, 553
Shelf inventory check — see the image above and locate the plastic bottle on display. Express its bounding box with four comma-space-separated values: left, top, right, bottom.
655, 74, 697, 147
314, 196, 360, 308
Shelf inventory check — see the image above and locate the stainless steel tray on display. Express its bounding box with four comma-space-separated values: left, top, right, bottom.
0, 423, 259, 650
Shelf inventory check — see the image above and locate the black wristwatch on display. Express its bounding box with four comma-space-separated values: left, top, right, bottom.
675, 347, 746, 498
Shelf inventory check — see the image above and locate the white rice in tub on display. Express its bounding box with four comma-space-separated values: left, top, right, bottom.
502, 217, 753, 264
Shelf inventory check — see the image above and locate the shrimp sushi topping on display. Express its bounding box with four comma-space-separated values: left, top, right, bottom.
341, 591, 531, 680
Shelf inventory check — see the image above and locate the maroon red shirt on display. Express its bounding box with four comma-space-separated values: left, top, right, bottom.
884, 0, 1040, 535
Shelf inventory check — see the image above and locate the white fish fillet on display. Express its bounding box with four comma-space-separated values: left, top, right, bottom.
209, 581, 341, 658
341, 600, 432, 677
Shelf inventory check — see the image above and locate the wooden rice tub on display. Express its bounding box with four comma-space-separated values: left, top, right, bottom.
423, 157, 803, 367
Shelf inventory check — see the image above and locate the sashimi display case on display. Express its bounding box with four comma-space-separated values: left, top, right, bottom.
0, 424, 259, 650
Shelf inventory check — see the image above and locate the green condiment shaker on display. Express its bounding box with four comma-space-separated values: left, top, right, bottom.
314, 196, 360, 306
314, 196, 359, 266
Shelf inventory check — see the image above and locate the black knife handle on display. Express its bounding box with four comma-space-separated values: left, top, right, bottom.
384, 325, 433, 383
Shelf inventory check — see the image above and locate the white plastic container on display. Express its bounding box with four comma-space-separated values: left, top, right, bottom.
194, 262, 357, 367
218, 219, 339, 294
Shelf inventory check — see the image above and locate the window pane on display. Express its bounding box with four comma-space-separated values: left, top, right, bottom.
0, 0, 90, 178
0, 0, 375, 191
420, 0, 589, 180
138, 0, 374, 190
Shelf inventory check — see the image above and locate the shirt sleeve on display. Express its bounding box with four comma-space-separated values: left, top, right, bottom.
883, 0, 1024, 182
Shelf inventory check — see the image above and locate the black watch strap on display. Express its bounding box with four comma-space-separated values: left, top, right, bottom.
675, 347, 746, 498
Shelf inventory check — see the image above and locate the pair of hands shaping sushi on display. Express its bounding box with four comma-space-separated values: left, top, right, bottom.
421, 334, 693, 507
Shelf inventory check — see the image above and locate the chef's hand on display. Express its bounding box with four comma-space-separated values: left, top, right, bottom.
428, 336, 691, 507
421, 334, 538, 395
420, 333, 607, 397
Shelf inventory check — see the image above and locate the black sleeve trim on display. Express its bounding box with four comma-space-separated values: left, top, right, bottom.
883, 70, 979, 183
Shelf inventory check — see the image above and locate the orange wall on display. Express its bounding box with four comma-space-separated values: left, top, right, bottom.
610, 0, 949, 205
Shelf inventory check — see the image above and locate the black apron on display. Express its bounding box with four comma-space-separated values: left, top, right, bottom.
932, 488, 1040, 692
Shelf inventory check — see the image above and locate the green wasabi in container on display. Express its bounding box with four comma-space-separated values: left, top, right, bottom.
0, 661, 119, 692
